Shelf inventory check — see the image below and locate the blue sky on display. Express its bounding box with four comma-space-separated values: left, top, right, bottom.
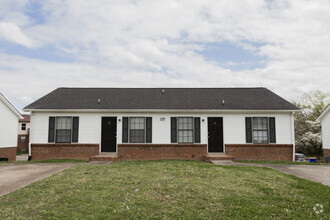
198, 42, 266, 71
0, 0, 330, 111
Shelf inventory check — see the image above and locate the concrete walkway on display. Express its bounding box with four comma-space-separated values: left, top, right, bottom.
212, 160, 330, 186
0, 163, 74, 196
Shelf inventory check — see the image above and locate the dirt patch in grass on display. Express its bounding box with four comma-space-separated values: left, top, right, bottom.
0, 160, 328, 219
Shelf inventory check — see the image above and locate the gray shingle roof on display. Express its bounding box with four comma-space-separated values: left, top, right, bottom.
23, 87, 299, 111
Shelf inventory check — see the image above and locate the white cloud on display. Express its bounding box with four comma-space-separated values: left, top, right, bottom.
0, 22, 36, 47
18, 96, 35, 105
0, 0, 330, 111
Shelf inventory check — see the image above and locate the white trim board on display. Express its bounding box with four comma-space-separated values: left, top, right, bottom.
0, 93, 23, 119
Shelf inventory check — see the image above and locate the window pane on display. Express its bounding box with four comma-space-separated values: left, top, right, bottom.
56, 117, 72, 143
178, 118, 183, 129
178, 117, 193, 143
187, 118, 193, 129
261, 118, 267, 129
56, 117, 72, 129
253, 118, 258, 129
178, 131, 184, 143
56, 129, 71, 143
252, 117, 269, 144
129, 117, 145, 143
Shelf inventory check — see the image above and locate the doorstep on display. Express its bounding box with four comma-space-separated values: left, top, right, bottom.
204, 153, 235, 162
89, 153, 119, 161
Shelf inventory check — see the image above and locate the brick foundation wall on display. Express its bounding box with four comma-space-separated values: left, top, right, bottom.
0, 147, 17, 161
323, 149, 330, 163
31, 144, 99, 161
225, 144, 293, 161
17, 135, 29, 153
117, 144, 207, 161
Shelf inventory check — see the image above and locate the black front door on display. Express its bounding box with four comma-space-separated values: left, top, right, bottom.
101, 117, 117, 152
208, 117, 224, 153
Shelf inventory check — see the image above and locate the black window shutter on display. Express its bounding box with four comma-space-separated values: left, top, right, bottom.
146, 117, 152, 143
171, 117, 177, 143
122, 117, 129, 143
269, 117, 276, 143
245, 117, 252, 143
72, 117, 79, 143
48, 117, 55, 143
194, 117, 201, 143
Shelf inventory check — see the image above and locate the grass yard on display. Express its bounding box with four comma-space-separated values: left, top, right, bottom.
0, 160, 329, 219
236, 160, 329, 165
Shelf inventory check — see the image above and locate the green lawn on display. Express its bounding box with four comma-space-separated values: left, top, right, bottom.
236, 160, 329, 165
0, 160, 329, 219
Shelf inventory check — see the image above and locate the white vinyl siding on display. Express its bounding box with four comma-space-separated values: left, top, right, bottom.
29, 112, 294, 155
321, 112, 330, 149
0, 99, 19, 148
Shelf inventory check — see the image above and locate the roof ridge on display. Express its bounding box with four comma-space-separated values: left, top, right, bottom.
57, 87, 267, 89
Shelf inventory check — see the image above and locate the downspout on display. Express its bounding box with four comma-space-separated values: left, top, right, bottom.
28, 111, 33, 160
291, 112, 296, 161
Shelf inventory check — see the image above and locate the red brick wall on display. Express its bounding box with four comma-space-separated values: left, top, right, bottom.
17, 135, 29, 153
117, 144, 207, 161
0, 147, 17, 161
324, 149, 330, 163
226, 144, 293, 161
31, 144, 99, 161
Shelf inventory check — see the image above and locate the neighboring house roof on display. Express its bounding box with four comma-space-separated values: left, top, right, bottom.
23, 87, 299, 111
317, 104, 330, 121
0, 93, 23, 119
19, 114, 30, 122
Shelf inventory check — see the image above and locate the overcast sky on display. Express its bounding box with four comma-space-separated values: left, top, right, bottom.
0, 0, 330, 112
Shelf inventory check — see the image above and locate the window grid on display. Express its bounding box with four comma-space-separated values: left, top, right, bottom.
56, 117, 72, 143
129, 117, 145, 143
252, 117, 269, 144
21, 123, 26, 131
178, 117, 193, 143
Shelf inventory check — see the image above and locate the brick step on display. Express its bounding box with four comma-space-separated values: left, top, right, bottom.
89, 154, 119, 161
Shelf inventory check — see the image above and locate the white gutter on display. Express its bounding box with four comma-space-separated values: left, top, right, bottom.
291, 112, 296, 161
23, 108, 301, 114
28, 111, 33, 157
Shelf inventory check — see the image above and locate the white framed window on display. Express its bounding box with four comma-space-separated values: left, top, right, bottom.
21, 123, 26, 131
252, 117, 269, 144
56, 117, 72, 143
178, 117, 194, 143
129, 117, 145, 143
